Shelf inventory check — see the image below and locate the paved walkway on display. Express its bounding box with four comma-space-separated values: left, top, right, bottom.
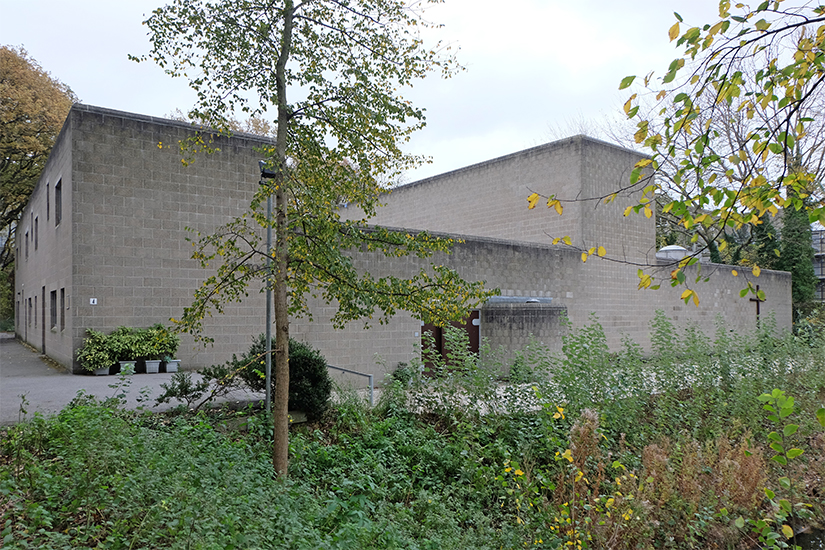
0, 333, 263, 426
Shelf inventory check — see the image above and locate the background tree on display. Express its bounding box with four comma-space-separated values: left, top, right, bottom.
776, 197, 818, 318
0, 46, 74, 270
137, 0, 495, 475
0, 46, 75, 328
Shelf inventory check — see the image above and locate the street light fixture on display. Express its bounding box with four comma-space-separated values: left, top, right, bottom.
259, 160, 276, 413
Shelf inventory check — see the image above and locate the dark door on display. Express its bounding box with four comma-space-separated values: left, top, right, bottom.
421, 310, 480, 371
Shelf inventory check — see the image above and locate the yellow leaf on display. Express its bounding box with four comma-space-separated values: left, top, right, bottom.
782, 525, 794, 539
554, 201, 563, 215
693, 292, 699, 306
598, 246, 606, 257
681, 289, 693, 300
634, 158, 653, 169
527, 193, 540, 209
623, 206, 633, 217
644, 205, 652, 219
552, 237, 561, 245
732, 269, 738, 277
623, 94, 637, 115
752, 265, 761, 277
656, 90, 667, 100
562, 236, 572, 246
669, 21, 680, 41
581, 252, 588, 263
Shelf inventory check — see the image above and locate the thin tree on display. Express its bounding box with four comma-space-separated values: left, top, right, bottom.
136, 0, 495, 475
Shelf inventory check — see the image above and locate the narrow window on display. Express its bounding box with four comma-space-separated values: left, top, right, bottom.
25, 230, 29, 259
60, 288, 65, 331
50, 290, 57, 329
34, 296, 37, 328
28, 298, 32, 327
34, 217, 38, 250
55, 180, 62, 226
46, 183, 50, 220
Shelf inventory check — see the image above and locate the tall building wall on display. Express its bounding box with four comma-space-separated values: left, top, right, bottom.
14, 107, 793, 381
342, 136, 655, 262
14, 113, 75, 367
17, 105, 274, 372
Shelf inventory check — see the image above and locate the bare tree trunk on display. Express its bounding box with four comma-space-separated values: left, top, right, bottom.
272, 0, 294, 477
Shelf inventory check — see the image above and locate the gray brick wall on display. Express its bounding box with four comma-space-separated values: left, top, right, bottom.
15, 109, 793, 382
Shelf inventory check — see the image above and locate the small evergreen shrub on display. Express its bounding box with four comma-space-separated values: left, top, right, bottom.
237, 335, 332, 420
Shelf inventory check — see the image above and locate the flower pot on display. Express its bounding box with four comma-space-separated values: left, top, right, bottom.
145, 359, 161, 374
163, 359, 180, 373
92, 366, 110, 376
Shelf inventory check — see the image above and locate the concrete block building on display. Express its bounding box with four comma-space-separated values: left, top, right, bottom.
14, 104, 792, 377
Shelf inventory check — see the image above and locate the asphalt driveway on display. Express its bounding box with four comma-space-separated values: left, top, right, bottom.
0, 333, 263, 426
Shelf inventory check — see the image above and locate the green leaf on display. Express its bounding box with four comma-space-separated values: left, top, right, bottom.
786, 448, 804, 459
778, 476, 792, 490
619, 75, 636, 90
816, 407, 825, 428
735, 516, 745, 529
783, 424, 798, 437
772, 455, 788, 466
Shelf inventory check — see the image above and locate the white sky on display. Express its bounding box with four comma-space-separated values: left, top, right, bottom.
1, 0, 721, 182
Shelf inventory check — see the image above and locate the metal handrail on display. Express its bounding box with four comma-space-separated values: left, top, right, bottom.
326, 365, 374, 406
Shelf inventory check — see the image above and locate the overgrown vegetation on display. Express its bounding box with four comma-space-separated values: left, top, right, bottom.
5, 313, 825, 548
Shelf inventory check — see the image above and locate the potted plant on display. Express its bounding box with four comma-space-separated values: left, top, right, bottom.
142, 325, 173, 374
154, 324, 181, 373
76, 329, 116, 375
109, 326, 140, 373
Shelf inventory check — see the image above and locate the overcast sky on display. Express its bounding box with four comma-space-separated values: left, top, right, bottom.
1, 0, 720, 181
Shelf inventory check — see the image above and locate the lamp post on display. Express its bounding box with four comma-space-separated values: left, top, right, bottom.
259, 160, 277, 413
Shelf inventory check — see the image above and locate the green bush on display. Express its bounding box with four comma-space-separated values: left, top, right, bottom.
76, 329, 116, 372
237, 335, 332, 420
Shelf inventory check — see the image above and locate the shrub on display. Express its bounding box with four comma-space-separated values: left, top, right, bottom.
76, 329, 116, 372
237, 335, 332, 420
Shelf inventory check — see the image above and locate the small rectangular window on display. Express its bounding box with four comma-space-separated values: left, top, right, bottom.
55, 180, 62, 226
28, 298, 32, 327
34, 295, 37, 328
34, 217, 38, 250
60, 288, 65, 331
46, 183, 50, 220
50, 290, 57, 329
25, 230, 29, 259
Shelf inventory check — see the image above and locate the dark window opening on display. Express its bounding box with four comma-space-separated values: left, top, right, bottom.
50, 290, 57, 329
55, 180, 62, 226
60, 288, 65, 331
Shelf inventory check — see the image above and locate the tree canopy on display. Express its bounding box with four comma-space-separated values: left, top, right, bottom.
0, 46, 74, 271
617, 0, 825, 298
137, 0, 495, 474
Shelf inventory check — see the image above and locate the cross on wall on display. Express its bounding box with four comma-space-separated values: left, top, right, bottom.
749, 284, 765, 323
